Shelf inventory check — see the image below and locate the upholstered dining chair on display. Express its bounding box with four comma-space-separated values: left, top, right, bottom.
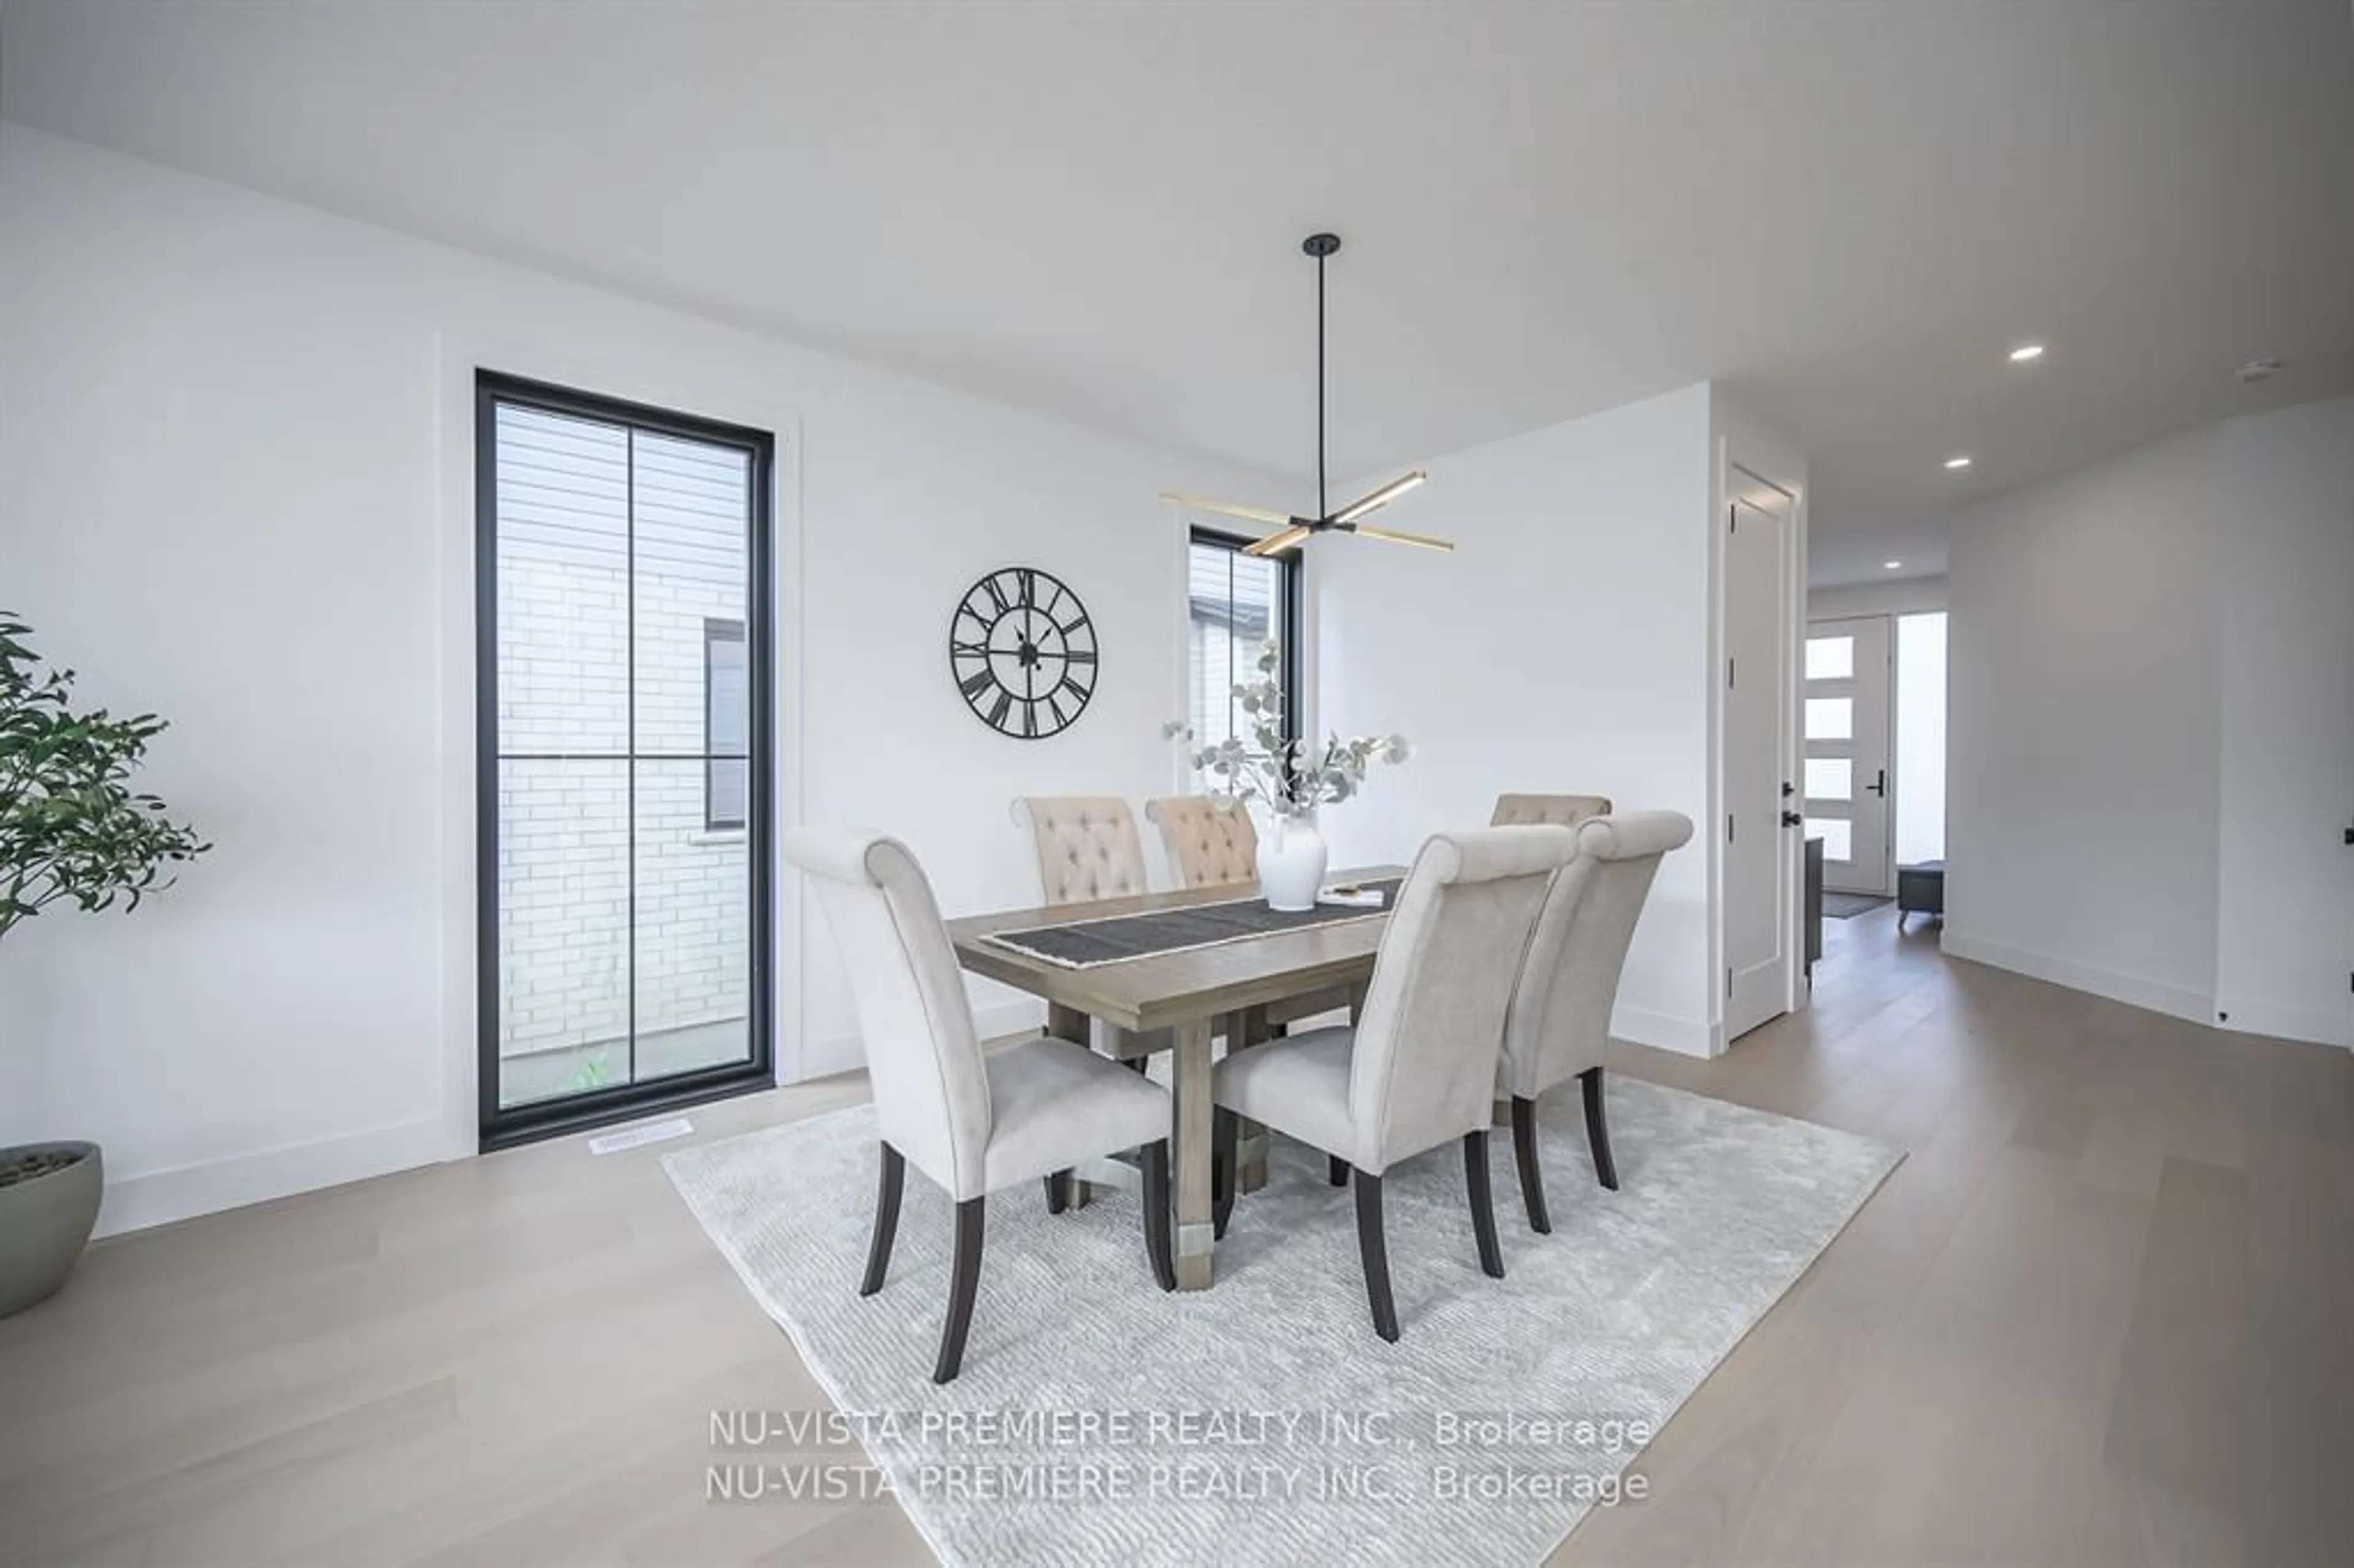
1144, 794, 1259, 889
786, 827, 1176, 1383
1498, 810, 1693, 1231
1491, 792, 1614, 828
1013, 796, 1152, 905
1209, 825, 1579, 1342
1011, 795, 1167, 1088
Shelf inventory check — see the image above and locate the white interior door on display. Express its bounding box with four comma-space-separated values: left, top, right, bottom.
1805, 614, 1892, 895
1724, 492, 1794, 1041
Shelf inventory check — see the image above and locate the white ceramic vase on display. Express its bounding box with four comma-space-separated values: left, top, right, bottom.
1256, 813, 1328, 912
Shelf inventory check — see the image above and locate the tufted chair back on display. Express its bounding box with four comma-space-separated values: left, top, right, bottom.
1491, 793, 1614, 829
1344, 826, 1578, 1173
1145, 796, 1260, 889
785, 828, 993, 1199
1014, 796, 1152, 906
1499, 810, 1693, 1099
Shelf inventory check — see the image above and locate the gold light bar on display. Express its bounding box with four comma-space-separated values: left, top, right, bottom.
1241, 525, 1314, 558
1352, 524, 1455, 553
1159, 492, 1295, 528
1327, 470, 1428, 526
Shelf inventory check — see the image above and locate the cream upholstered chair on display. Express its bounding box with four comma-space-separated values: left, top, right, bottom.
1211, 825, 1578, 1341
787, 828, 1175, 1383
1015, 796, 1152, 905
1144, 795, 1259, 889
1499, 810, 1693, 1230
1491, 792, 1614, 828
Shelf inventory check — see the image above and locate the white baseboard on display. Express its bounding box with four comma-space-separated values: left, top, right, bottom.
1940, 931, 2214, 1027
95, 1114, 461, 1238
1611, 1003, 1713, 1059
2210, 994, 2352, 1050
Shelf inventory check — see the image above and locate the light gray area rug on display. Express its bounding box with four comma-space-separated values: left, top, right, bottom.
666, 1076, 1899, 1567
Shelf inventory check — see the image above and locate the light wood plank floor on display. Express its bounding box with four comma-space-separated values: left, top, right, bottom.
2, 909, 2347, 1566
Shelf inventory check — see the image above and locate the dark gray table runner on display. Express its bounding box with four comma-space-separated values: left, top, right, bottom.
982, 878, 1404, 969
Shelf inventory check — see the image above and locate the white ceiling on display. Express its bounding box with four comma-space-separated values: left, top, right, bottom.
6, 1, 2350, 585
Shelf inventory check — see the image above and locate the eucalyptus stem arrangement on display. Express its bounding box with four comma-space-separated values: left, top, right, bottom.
1166, 639, 1411, 820
1, 615, 208, 941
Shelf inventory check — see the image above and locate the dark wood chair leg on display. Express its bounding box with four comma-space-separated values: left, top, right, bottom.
1328, 1155, 1349, 1187
1142, 1138, 1175, 1292
1354, 1170, 1401, 1342
1581, 1066, 1619, 1190
1510, 1095, 1552, 1233
859, 1143, 904, 1296
1212, 1107, 1238, 1239
1043, 1169, 1071, 1214
932, 1197, 986, 1384
1464, 1130, 1506, 1279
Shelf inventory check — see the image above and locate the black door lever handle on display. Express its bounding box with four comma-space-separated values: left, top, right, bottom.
1865, 769, 1887, 797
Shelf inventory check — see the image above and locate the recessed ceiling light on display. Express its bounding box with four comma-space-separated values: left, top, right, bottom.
1943, 454, 1973, 470
2008, 343, 2046, 363
1883, 560, 1904, 571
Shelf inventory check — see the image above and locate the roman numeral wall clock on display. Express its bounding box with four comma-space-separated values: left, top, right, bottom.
948, 567, 1099, 740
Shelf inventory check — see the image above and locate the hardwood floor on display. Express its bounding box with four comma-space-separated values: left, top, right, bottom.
2, 909, 2347, 1566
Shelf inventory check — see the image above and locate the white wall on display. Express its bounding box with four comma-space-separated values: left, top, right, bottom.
1807, 574, 1947, 620
2212, 399, 2354, 1046
1315, 384, 1720, 1054
1947, 422, 2222, 1019
1946, 397, 2353, 1046
0, 124, 1286, 1230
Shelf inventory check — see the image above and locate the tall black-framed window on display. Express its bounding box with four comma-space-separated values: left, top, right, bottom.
476, 370, 775, 1150
1186, 526, 1303, 759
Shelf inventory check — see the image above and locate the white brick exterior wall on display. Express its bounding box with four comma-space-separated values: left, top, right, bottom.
493, 408, 750, 1062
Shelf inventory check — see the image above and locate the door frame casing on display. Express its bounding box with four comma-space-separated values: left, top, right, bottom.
1710, 451, 1808, 1052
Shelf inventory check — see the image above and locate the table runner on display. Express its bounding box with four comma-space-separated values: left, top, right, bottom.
980, 878, 1403, 969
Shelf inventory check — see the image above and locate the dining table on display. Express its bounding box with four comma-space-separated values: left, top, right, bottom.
945, 866, 1404, 1289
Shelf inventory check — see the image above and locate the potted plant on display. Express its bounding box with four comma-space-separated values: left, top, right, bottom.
1168, 639, 1410, 911
1, 615, 207, 1317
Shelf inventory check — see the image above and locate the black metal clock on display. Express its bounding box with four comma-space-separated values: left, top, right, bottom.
949, 567, 1098, 739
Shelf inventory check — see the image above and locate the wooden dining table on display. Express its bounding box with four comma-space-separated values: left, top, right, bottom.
945, 867, 1404, 1289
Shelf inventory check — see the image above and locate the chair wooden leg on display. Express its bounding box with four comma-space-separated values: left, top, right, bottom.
932, 1197, 986, 1384
1043, 1169, 1070, 1214
859, 1143, 904, 1296
1464, 1130, 1506, 1279
1211, 1108, 1238, 1239
1581, 1066, 1619, 1190
1354, 1169, 1401, 1342
1142, 1138, 1175, 1292
1328, 1155, 1349, 1187
1510, 1095, 1552, 1233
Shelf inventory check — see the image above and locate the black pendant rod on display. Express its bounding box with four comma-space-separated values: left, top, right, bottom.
1304, 232, 1340, 523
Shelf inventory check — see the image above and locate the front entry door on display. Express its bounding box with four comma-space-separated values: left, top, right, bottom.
1805, 614, 1892, 896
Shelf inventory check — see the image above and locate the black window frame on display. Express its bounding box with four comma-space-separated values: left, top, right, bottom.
1187, 525, 1304, 760
475, 369, 777, 1152
702, 615, 748, 832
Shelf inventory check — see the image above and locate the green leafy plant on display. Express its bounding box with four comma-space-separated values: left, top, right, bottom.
1, 615, 209, 940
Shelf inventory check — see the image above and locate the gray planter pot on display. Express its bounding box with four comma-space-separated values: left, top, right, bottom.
0, 1141, 103, 1318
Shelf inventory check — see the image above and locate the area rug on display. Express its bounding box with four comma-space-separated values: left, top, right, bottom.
1823, 892, 1892, 919
666, 1076, 1899, 1567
